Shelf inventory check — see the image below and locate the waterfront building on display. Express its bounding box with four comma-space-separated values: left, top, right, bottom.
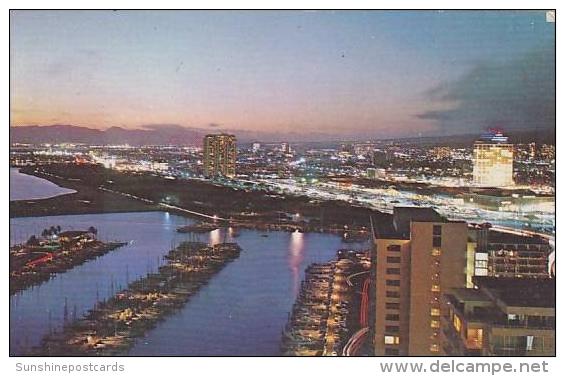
442, 277, 555, 356
372, 207, 469, 356
472, 130, 514, 187
203, 134, 237, 178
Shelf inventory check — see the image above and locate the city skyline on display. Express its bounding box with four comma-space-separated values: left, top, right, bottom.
10, 10, 555, 139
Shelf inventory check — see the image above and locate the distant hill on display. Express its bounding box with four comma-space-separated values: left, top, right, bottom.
10, 124, 555, 146
9, 124, 340, 145
10, 124, 204, 146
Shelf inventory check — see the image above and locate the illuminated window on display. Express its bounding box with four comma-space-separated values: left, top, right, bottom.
431, 248, 441, 256
430, 320, 440, 328
466, 328, 483, 349
453, 315, 462, 333
430, 308, 440, 317
430, 344, 440, 352
431, 284, 440, 292
384, 336, 400, 345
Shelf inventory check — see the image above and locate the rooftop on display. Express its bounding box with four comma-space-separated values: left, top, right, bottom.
473, 277, 555, 308
391, 206, 447, 238
487, 230, 550, 246
450, 288, 491, 303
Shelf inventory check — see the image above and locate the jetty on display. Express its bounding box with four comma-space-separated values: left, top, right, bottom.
33, 241, 241, 356
281, 249, 370, 356
10, 228, 127, 295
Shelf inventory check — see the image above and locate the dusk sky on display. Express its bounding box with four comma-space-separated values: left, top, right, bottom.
10, 10, 555, 139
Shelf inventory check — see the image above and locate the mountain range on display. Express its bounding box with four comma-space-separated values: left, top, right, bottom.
10, 124, 345, 145
9, 124, 555, 146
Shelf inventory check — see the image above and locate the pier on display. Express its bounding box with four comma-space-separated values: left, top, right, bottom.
33, 241, 242, 356
10, 228, 127, 295
281, 249, 371, 356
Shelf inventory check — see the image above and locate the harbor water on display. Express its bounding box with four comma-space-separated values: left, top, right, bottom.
10, 168, 76, 201
10, 170, 364, 355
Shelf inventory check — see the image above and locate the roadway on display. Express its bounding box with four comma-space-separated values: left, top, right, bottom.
98, 186, 230, 222
342, 271, 371, 356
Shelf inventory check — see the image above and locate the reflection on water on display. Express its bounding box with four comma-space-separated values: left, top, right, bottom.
128, 227, 354, 356
288, 230, 305, 295
11, 212, 359, 356
209, 228, 222, 245
9, 211, 190, 355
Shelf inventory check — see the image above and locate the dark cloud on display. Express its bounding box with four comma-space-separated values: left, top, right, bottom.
417, 46, 555, 135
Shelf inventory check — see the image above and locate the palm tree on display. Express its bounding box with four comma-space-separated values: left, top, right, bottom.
26, 235, 39, 246
88, 226, 98, 237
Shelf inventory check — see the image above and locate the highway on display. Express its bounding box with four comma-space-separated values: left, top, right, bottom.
342, 327, 369, 356
98, 186, 230, 222
346, 270, 370, 288
250, 177, 554, 239
342, 272, 371, 356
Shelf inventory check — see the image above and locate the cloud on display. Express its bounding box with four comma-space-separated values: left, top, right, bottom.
207, 123, 222, 128
416, 46, 555, 135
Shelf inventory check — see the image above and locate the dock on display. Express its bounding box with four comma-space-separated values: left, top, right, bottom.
32, 241, 242, 356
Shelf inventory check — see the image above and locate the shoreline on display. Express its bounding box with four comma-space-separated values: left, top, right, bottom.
10, 167, 77, 202
10, 164, 392, 232
10, 166, 160, 218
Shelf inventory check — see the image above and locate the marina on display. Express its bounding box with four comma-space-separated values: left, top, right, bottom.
33, 241, 242, 355
281, 250, 370, 356
10, 211, 356, 355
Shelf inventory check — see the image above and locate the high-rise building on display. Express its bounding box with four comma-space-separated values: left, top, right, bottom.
280, 142, 292, 154
252, 142, 261, 152
372, 207, 469, 356
203, 134, 237, 178
442, 277, 555, 356
472, 130, 514, 187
